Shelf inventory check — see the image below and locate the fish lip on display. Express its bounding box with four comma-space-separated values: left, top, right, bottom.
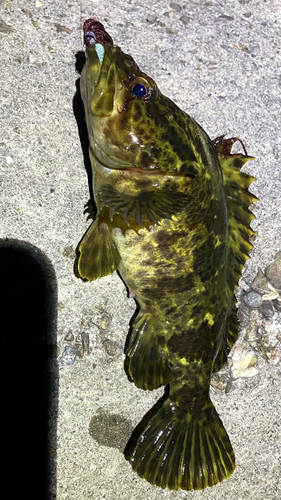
83, 19, 114, 47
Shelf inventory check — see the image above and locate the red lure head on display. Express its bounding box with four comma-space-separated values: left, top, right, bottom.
83, 19, 113, 47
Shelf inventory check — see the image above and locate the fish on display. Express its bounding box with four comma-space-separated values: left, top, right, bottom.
75, 18, 258, 491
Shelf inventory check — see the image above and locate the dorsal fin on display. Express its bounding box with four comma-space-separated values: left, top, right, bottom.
212, 136, 259, 372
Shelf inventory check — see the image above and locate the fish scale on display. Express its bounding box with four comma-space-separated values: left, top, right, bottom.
74, 18, 258, 491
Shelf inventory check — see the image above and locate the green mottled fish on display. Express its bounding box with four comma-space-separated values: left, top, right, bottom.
76, 19, 258, 491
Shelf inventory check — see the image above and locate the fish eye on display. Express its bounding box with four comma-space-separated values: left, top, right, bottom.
130, 77, 150, 99
132, 83, 147, 97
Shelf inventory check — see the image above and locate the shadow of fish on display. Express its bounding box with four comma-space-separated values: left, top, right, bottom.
74, 18, 258, 491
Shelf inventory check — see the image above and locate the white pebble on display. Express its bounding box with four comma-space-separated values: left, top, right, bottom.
231, 345, 257, 367
232, 366, 259, 379
266, 348, 281, 366
59, 346, 77, 365
230, 345, 258, 379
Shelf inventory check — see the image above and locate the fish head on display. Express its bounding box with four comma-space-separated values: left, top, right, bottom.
80, 19, 197, 175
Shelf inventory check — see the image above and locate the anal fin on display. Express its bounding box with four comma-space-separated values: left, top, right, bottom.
125, 312, 173, 390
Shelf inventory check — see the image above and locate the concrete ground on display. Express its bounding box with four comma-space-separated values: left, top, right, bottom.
1, 0, 281, 499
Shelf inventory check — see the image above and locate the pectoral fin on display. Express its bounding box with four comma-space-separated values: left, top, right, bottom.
98, 184, 190, 226
76, 219, 121, 281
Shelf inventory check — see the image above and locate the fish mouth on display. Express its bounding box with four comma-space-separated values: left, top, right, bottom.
83, 19, 113, 64
83, 19, 114, 46
81, 20, 116, 119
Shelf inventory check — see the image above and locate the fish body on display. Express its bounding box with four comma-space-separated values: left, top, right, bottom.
76, 19, 257, 490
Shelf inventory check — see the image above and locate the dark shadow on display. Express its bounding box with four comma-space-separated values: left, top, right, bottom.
73, 51, 96, 213
73, 198, 96, 281
124, 385, 170, 460
73, 51, 98, 281
89, 409, 134, 453
123, 296, 140, 383
0, 239, 58, 500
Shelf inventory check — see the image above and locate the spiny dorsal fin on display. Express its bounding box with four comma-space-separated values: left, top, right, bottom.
213, 136, 259, 294
212, 136, 259, 370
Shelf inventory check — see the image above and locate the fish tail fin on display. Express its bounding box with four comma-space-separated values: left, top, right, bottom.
128, 395, 235, 490
124, 312, 173, 390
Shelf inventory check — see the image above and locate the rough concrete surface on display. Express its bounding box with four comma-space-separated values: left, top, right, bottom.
1, 0, 281, 499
